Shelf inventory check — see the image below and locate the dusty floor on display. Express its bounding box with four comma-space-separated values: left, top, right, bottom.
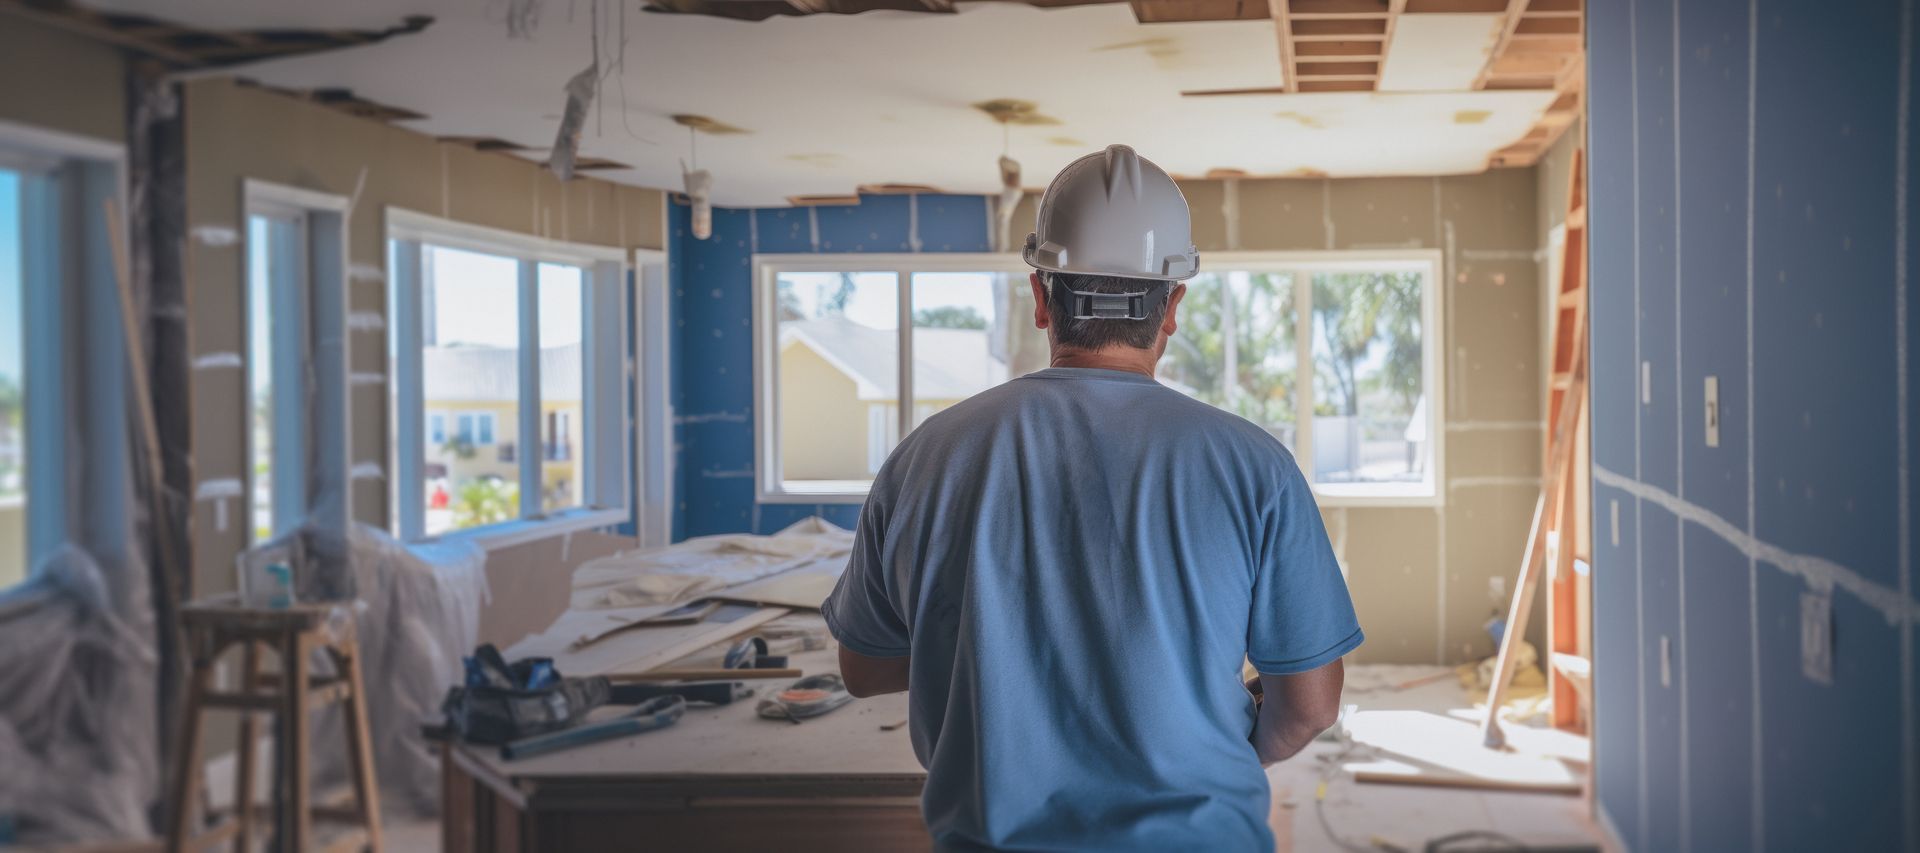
1267, 664, 1602, 852
379, 664, 1600, 852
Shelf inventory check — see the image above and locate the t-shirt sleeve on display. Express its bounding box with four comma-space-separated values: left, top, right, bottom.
820, 494, 912, 658
1247, 462, 1364, 674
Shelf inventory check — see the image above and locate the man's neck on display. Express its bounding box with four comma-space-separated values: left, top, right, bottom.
1049, 347, 1159, 378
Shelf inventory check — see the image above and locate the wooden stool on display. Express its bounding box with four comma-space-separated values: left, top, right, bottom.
164, 595, 383, 853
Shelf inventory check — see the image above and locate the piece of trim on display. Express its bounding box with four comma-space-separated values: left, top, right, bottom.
421, 507, 628, 553
386, 206, 627, 265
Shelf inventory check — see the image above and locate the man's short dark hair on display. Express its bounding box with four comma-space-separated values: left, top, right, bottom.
1044, 272, 1171, 351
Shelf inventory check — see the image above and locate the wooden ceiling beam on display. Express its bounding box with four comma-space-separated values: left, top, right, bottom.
0, 1, 202, 64
1266, 0, 1299, 92
1293, 39, 1384, 58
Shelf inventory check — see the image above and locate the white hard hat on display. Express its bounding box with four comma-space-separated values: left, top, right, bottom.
1023, 144, 1200, 283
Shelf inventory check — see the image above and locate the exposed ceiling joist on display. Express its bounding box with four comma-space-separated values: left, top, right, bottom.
1, 0, 431, 70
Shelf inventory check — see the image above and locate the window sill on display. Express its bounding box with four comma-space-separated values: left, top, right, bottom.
412, 507, 629, 553
758, 481, 871, 505
1310, 482, 1442, 508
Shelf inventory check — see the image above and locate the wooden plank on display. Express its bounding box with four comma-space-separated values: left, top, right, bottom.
1267, 0, 1298, 92
1401, 0, 1506, 10
1352, 768, 1582, 795
1293, 39, 1384, 58
1469, 0, 1531, 90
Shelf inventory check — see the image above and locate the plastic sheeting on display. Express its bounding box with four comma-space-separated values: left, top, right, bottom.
0, 547, 159, 844
295, 523, 488, 817
568, 517, 852, 609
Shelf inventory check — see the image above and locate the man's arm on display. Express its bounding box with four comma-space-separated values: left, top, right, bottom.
1249, 658, 1344, 765
839, 645, 911, 698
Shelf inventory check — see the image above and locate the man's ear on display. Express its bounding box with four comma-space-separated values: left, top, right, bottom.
1161, 283, 1186, 337
1030, 272, 1050, 330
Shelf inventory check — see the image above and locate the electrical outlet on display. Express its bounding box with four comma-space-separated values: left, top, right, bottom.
1704, 376, 1720, 447
1801, 592, 1833, 685
1659, 635, 1672, 687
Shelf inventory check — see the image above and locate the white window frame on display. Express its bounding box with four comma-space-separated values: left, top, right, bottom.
242, 179, 351, 543
632, 246, 672, 548
753, 253, 1030, 504
751, 250, 1444, 508
0, 120, 126, 590
1197, 250, 1446, 507
387, 207, 633, 547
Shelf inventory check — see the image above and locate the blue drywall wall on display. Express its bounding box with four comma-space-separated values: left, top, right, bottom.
668, 194, 994, 540
1589, 0, 1918, 849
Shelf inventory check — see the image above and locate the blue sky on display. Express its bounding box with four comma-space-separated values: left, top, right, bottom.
0, 170, 20, 384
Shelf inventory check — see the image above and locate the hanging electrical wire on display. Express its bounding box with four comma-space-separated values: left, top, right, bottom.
684, 124, 714, 239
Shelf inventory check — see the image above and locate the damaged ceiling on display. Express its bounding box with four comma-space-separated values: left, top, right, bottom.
78, 0, 1574, 206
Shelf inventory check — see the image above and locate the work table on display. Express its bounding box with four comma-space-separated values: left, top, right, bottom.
440, 648, 932, 852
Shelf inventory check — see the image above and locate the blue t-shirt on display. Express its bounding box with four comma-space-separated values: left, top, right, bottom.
822, 367, 1364, 851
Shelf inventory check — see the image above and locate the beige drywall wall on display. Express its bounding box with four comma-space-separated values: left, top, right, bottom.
181, 77, 668, 759
0, 17, 124, 144
1165, 170, 1548, 666
183, 77, 668, 606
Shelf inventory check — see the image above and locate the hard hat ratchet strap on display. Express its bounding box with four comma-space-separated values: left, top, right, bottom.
1067, 288, 1153, 320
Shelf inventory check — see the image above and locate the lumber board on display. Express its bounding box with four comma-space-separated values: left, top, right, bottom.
1351, 769, 1581, 795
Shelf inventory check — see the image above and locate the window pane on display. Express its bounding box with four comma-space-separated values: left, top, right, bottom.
0, 170, 23, 589
422, 246, 520, 534
909, 272, 1042, 430
774, 271, 897, 492
538, 263, 584, 513
245, 215, 275, 542
1157, 271, 1299, 448
1309, 270, 1428, 488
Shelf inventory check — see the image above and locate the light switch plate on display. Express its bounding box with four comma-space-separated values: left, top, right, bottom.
1801, 592, 1833, 685
1704, 376, 1720, 447
1642, 361, 1652, 404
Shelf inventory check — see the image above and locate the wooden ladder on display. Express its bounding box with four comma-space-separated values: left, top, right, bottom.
1481, 146, 1591, 748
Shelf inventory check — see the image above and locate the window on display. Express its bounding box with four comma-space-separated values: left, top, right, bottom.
239, 180, 350, 545
388, 209, 631, 543
538, 262, 585, 513
754, 255, 1045, 502
755, 251, 1441, 506
0, 123, 128, 591
0, 167, 22, 589
245, 211, 308, 543
1162, 253, 1443, 504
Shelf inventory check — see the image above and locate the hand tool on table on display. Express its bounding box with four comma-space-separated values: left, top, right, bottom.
610, 680, 755, 706
756, 673, 855, 723
606, 667, 802, 683
500, 695, 687, 760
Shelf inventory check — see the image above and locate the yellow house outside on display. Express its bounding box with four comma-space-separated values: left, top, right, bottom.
422, 342, 584, 533
777, 316, 1007, 483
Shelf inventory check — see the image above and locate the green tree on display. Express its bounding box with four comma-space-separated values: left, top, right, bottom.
1160, 273, 1297, 428
1310, 271, 1421, 419
912, 305, 988, 330
453, 477, 519, 528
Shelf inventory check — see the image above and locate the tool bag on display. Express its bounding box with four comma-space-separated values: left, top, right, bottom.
439, 644, 612, 744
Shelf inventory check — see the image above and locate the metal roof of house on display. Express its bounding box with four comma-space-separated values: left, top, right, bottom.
778, 316, 1007, 401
